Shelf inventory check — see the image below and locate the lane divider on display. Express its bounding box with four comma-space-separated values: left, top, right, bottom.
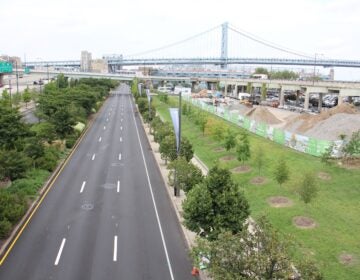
113, 236, 118, 262
54, 238, 66, 266
80, 181, 86, 193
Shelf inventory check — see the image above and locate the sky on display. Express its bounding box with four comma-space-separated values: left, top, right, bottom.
1, 0, 360, 80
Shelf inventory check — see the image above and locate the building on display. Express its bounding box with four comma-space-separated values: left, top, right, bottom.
80, 51, 92, 72
91, 59, 108, 73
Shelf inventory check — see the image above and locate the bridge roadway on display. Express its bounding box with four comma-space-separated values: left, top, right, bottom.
25, 57, 360, 68
0, 84, 192, 280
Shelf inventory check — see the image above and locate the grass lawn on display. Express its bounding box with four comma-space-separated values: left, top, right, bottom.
154, 97, 360, 279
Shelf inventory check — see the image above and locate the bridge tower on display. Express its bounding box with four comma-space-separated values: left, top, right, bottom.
221, 22, 228, 69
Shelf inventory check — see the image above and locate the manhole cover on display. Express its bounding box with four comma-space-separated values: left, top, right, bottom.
81, 203, 94, 210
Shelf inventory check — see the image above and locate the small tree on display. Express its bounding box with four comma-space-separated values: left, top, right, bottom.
298, 172, 318, 206
321, 144, 334, 165
274, 157, 289, 187
167, 157, 203, 193
253, 146, 266, 175
223, 129, 237, 151
183, 165, 250, 240
179, 137, 194, 162
22, 88, 32, 108
192, 216, 323, 280
235, 131, 251, 165
159, 134, 177, 164
342, 130, 360, 159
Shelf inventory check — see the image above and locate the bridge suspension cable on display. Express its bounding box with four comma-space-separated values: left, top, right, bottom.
124, 24, 222, 58
228, 23, 313, 59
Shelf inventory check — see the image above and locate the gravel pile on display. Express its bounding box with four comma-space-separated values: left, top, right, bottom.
304, 113, 360, 140
245, 107, 282, 124
284, 104, 360, 140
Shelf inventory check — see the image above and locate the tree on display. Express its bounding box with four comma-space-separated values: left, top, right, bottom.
57, 74, 68, 88
342, 130, 360, 159
191, 217, 323, 280
254, 67, 269, 75
159, 134, 177, 164
298, 172, 318, 205
179, 137, 194, 162
0, 105, 29, 149
167, 157, 203, 193
22, 88, 32, 108
236, 131, 251, 165
183, 165, 250, 240
0, 150, 31, 181
253, 146, 266, 175
205, 118, 224, 140
223, 129, 237, 151
274, 157, 290, 187
50, 108, 75, 138
30, 122, 56, 143
0, 89, 11, 107
321, 144, 334, 165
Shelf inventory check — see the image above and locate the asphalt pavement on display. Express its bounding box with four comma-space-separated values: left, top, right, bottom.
0, 84, 193, 280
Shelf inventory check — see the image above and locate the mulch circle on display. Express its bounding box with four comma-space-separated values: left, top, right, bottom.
213, 147, 225, 152
318, 172, 332, 180
231, 165, 251, 173
293, 216, 317, 229
250, 176, 267, 185
267, 196, 293, 208
220, 155, 236, 162
339, 253, 357, 266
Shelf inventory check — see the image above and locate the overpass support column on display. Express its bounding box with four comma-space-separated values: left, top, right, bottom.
0, 74, 3, 86
279, 87, 285, 107
338, 95, 343, 106
318, 93, 323, 111
304, 90, 310, 110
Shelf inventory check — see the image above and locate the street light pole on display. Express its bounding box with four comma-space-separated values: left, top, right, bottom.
15, 61, 19, 94
174, 91, 182, 197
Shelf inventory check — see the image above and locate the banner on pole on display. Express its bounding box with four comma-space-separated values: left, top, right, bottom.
169, 108, 180, 151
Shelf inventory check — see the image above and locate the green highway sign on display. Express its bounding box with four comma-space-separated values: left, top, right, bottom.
0, 61, 13, 73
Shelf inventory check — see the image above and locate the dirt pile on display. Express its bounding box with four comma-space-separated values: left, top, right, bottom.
284, 103, 360, 140
245, 107, 282, 125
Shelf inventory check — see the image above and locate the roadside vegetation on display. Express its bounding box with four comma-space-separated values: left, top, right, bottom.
0, 75, 118, 239
151, 92, 360, 280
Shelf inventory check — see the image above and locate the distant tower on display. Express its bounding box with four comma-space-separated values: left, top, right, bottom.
80, 51, 92, 72
221, 22, 228, 69
329, 68, 334, 80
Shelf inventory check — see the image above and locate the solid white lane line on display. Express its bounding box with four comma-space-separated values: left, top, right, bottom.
80, 181, 86, 193
129, 97, 175, 280
104, 126, 106, 130
118, 153, 122, 161
92, 154, 96, 161
98, 137, 102, 142
117, 180, 120, 193
54, 238, 66, 266
120, 137, 122, 142
113, 236, 118, 262
120, 126, 123, 130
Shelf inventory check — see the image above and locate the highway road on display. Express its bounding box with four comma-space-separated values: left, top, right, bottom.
0, 84, 193, 279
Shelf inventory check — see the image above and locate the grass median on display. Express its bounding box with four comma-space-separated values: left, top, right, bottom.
154, 96, 360, 280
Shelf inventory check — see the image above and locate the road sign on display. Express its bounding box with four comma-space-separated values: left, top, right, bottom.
0, 62, 12, 73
